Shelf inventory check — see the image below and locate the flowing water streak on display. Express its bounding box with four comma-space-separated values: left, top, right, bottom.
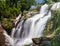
3, 31, 14, 46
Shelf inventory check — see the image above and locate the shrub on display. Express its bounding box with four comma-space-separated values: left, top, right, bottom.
0, 1, 21, 35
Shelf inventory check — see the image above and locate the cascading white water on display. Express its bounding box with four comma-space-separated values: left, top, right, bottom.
11, 4, 51, 46
3, 31, 14, 46
51, 2, 60, 10
3, 2, 60, 46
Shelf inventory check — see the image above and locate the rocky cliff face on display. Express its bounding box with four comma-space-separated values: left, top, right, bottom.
0, 24, 7, 46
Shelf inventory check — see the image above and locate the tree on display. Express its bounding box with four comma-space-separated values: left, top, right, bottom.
11, 0, 18, 7
20, 0, 36, 16
52, 0, 60, 2
6, 0, 18, 7
43, 0, 53, 4
43, 0, 60, 4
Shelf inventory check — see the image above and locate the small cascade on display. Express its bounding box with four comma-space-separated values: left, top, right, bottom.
3, 31, 14, 46
51, 2, 60, 10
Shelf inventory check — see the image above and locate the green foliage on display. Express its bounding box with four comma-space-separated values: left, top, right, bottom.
0, 0, 21, 34
20, 0, 36, 12
0, 0, 36, 34
45, 8, 60, 34
52, 0, 60, 2
44, 8, 60, 46
51, 8, 60, 31
43, 0, 53, 4
51, 31, 60, 46
0, 1, 20, 18
50, 9, 60, 46
43, 0, 60, 4
1, 18, 13, 35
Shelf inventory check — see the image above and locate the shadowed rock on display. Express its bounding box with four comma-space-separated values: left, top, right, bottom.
32, 36, 53, 46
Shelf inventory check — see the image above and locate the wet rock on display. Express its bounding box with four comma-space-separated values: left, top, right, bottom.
32, 37, 43, 46
32, 36, 53, 46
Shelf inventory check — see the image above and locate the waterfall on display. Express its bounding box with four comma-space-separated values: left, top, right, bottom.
11, 4, 51, 46
3, 2, 60, 46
